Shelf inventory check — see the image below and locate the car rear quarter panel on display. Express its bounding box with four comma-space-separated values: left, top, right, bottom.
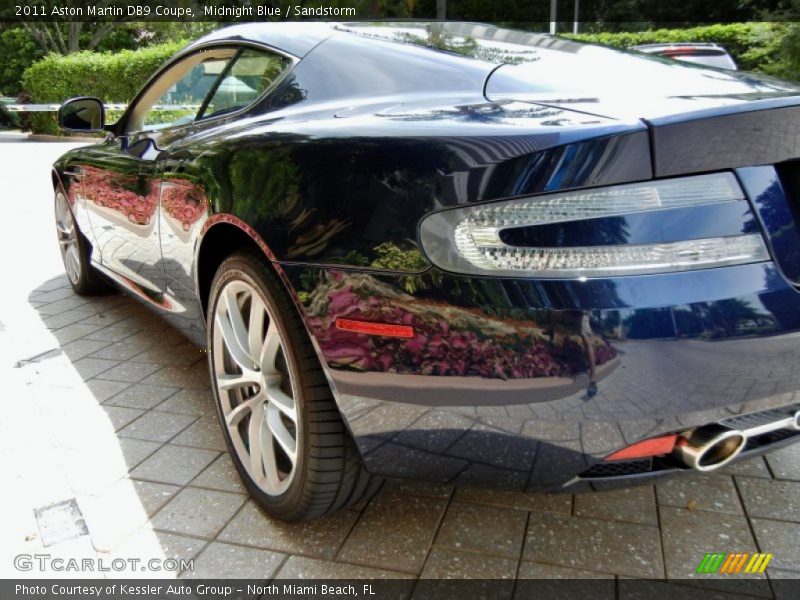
174, 113, 800, 490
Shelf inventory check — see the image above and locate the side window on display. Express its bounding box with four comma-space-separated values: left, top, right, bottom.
143, 57, 230, 129
200, 49, 292, 120
126, 48, 237, 133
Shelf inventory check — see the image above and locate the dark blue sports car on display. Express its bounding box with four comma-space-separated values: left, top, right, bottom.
52, 22, 800, 520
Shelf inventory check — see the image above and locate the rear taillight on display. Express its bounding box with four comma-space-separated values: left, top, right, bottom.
419, 172, 768, 278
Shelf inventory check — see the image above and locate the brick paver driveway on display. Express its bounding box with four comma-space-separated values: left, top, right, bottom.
1, 138, 799, 596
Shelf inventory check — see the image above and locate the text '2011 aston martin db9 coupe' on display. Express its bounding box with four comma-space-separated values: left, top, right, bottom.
53, 22, 800, 520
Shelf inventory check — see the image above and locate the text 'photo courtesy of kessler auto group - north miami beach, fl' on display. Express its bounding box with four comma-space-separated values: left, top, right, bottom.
4, 0, 800, 598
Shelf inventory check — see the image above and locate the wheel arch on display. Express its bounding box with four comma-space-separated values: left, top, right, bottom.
194, 216, 296, 319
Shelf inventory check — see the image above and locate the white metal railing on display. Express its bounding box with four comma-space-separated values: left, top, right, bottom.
3, 103, 201, 113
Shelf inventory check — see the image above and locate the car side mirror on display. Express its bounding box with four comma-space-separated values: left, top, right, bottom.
58, 97, 105, 132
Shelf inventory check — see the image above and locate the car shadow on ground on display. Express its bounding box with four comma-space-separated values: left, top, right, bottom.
19, 274, 412, 580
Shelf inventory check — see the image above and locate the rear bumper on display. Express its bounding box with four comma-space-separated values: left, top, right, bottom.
281, 165, 800, 491
281, 259, 800, 490
327, 333, 800, 490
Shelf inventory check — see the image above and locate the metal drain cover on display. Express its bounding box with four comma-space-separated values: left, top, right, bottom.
33, 498, 88, 547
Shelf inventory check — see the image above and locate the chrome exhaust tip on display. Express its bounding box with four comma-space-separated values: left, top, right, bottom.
674, 425, 747, 472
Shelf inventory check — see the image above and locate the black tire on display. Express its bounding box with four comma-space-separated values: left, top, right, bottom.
206, 250, 382, 521
54, 188, 110, 295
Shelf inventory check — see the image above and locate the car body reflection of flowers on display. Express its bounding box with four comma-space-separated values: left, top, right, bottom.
72, 165, 157, 225
304, 271, 617, 379
161, 179, 207, 230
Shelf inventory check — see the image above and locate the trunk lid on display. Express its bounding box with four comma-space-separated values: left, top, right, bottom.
485, 42, 800, 122
486, 43, 800, 176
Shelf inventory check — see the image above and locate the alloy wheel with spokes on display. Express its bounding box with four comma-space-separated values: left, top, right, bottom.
53, 189, 108, 295
206, 251, 381, 521
213, 279, 300, 497
55, 191, 81, 285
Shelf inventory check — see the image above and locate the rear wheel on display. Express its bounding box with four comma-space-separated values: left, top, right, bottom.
54, 189, 108, 295
207, 250, 381, 521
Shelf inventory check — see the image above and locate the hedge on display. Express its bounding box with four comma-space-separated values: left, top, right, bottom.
566, 22, 789, 78
21, 40, 186, 135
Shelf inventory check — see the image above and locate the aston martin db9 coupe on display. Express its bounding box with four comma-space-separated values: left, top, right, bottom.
52, 22, 800, 520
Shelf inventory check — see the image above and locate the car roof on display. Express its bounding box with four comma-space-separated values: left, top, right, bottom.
185, 21, 581, 61
185, 22, 338, 57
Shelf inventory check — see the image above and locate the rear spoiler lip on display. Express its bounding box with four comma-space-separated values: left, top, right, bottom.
647, 94, 800, 127
648, 95, 800, 177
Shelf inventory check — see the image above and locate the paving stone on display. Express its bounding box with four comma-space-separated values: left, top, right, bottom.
276, 555, 414, 580
94, 361, 162, 384
101, 406, 146, 432
764, 443, 800, 481
125, 327, 187, 348
50, 323, 105, 345
78, 479, 179, 551
33, 286, 77, 304
659, 506, 770, 598
719, 456, 771, 478
128, 480, 182, 516
385, 479, 453, 499
171, 416, 227, 452
142, 366, 209, 389
516, 561, 615, 600
35, 295, 90, 315
77, 310, 136, 329
153, 488, 246, 539
219, 500, 358, 559
155, 388, 214, 416
60, 447, 132, 496
434, 501, 527, 559
736, 477, 800, 521
658, 474, 743, 515
517, 561, 614, 579
71, 356, 120, 380
524, 512, 663, 578
43, 309, 97, 330
190, 454, 245, 494
419, 546, 517, 579
130, 444, 219, 486
749, 518, 800, 573
85, 379, 131, 403
454, 487, 571, 515
415, 548, 516, 599
133, 342, 205, 367
118, 411, 196, 443
104, 384, 178, 410
574, 485, 657, 525
60, 339, 112, 362
90, 341, 153, 361
182, 542, 284, 579
109, 528, 206, 574
117, 438, 162, 471
83, 325, 139, 343
33, 498, 89, 547
338, 491, 448, 573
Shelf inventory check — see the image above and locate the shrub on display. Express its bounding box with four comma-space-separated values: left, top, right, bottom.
566, 22, 790, 78
21, 40, 186, 135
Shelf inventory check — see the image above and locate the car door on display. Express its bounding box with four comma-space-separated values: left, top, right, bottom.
155, 47, 295, 342
74, 47, 238, 303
